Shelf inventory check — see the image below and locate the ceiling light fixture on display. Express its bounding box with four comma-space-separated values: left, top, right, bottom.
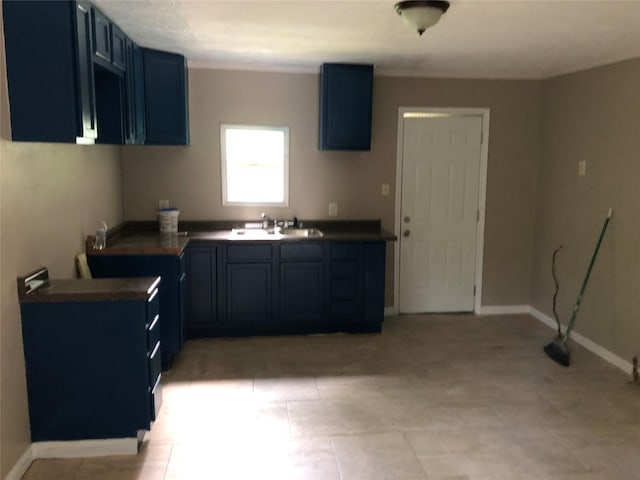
394, 1, 450, 36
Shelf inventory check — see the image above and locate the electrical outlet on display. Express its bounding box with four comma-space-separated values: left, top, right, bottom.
381, 183, 390, 196
158, 199, 169, 209
328, 202, 338, 217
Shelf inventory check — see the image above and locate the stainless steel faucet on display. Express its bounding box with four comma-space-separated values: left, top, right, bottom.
260, 212, 270, 229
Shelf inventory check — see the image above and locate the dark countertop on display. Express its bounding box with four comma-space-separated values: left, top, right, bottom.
86, 220, 396, 256
19, 276, 161, 304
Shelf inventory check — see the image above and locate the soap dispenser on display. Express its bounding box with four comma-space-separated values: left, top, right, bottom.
94, 221, 107, 250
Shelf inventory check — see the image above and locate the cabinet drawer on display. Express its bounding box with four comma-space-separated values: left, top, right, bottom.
148, 341, 162, 389
331, 243, 359, 260
147, 288, 160, 324
178, 252, 186, 276
226, 244, 272, 262
280, 244, 323, 261
147, 313, 160, 350
150, 372, 162, 421
331, 260, 358, 278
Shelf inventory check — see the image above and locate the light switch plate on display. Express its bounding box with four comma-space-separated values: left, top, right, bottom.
328, 202, 338, 217
578, 160, 586, 176
381, 184, 390, 196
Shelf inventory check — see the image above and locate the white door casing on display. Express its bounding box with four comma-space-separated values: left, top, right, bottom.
395, 109, 489, 314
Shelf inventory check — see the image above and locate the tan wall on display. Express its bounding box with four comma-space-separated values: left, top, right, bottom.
0, 18, 124, 477
123, 69, 541, 307
531, 59, 640, 361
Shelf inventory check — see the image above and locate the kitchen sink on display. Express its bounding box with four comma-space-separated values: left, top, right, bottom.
229, 227, 323, 239
230, 228, 281, 239
281, 228, 324, 238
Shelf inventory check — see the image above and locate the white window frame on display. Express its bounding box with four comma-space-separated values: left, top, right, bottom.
220, 124, 290, 207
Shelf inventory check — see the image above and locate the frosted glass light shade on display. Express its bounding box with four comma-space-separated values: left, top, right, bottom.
395, 1, 450, 36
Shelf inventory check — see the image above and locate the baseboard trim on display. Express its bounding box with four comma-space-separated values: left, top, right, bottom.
6, 437, 139, 475
478, 305, 531, 315
529, 307, 632, 374
30, 438, 138, 459
384, 306, 397, 316
5, 445, 34, 480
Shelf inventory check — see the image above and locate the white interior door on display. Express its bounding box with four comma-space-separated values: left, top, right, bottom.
399, 115, 483, 313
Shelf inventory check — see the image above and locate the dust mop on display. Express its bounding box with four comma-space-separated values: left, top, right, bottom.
544, 208, 613, 367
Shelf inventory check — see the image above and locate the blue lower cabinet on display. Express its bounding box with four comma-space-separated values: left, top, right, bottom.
20, 292, 159, 441
185, 240, 385, 337
88, 253, 185, 370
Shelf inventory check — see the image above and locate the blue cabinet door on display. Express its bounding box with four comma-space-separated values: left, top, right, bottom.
319, 63, 373, 151
91, 5, 125, 72
111, 24, 126, 71
143, 48, 190, 145
280, 262, 324, 327
91, 6, 111, 64
124, 39, 146, 144
186, 246, 218, 328
226, 263, 272, 328
2, 0, 97, 143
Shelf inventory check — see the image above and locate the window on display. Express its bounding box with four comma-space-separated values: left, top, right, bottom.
221, 124, 289, 206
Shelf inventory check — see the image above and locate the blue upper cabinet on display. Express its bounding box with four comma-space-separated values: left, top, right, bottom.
143, 48, 190, 146
2, 0, 188, 146
90, 5, 125, 73
2, 0, 97, 143
319, 63, 374, 151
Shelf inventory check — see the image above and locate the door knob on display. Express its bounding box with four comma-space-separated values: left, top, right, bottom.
403, 216, 410, 223
403, 230, 410, 237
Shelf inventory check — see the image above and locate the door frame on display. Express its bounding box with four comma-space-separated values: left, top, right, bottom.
393, 107, 490, 314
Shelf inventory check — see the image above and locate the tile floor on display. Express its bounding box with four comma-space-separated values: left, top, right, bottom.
23, 314, 639, 479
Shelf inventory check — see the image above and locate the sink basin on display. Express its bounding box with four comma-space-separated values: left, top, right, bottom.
230, 228, 282, 239
229, 227, 323, 240
281, 228, 324, 238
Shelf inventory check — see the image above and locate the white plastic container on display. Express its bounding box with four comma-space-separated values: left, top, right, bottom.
158, 208, 180, 233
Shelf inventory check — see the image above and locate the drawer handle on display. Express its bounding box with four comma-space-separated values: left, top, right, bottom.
148, 314, 160, 332
148, 288, 159, 303
151, 373, 162, 394
150, 341, 161, 360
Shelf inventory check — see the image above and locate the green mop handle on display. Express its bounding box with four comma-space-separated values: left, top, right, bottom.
563, 208, 612, 340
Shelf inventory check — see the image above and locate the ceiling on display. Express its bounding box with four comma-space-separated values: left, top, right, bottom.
92, 0, 640, 79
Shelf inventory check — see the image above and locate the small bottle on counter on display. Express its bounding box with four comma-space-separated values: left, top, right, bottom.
94, 221, 107, 250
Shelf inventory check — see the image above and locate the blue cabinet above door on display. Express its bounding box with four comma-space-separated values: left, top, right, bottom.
319, 63, 374, 151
